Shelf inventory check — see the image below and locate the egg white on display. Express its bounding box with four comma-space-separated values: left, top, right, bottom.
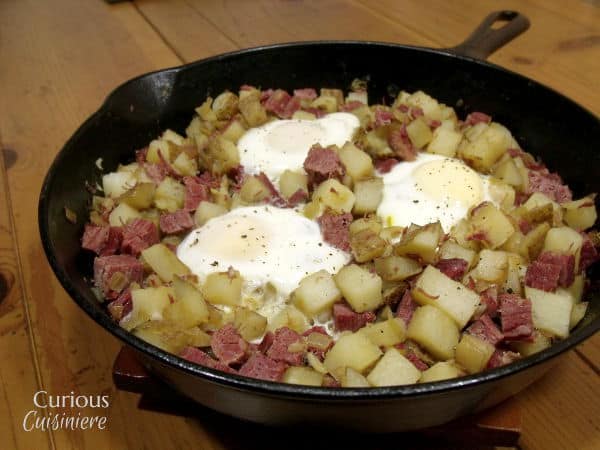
176, 205, 350, 322
237, 112, 359, 185
377, 153, 494, 232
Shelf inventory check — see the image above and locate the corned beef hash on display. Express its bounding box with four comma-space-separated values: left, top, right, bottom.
82, 83, 599, 387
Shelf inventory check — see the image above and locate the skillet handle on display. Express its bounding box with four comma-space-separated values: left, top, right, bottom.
447, 10, 530, 60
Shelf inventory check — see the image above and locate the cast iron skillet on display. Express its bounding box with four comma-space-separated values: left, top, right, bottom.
39, 11, 599, 431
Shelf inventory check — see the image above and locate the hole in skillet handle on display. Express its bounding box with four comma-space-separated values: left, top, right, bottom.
447, 10, 530, 60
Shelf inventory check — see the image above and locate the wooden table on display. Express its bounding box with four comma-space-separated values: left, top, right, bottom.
0, 0, 598, 449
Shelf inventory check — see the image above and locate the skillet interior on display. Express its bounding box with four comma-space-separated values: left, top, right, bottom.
39, 41, 600, 426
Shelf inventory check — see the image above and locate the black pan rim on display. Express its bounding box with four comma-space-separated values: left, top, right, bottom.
39, 39, 600, 402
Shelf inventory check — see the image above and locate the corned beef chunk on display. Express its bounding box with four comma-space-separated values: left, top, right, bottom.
255, 172, 288, 207
480, 286, 499, 318
143, 162, 170, 184
239, 353, 287, 382
121, 218, 159, 256
435, 258, 468, 281
180, 347, 236, 374
333, 303, 376, 332
257, 331, 274, 354
537, 252, 575, 287
395, 290, 417, 325
210, 324, 249, 366
183, 176, 210, 211
524, 261, 562, 292
287, 189, 309, 206
498, 294, 533, 341
317, 212, 352, 251
388, 125, 417, 161
266, 327, 304, 365
465, 111, 492, 126
374, 109, 393, 127
159, 210, 194, 235
467, 315, 504, 346
580, 233, 599, 271
93, 255, 143, 299
263, 89, 292, 119
404, 349, 428, 371
526, 170, 572, 203
374, 158, 399, 174
303, 144, 345, 185
107, 288, 132, 321
82, 225, 123, 256
487, 349, 520, 369
293, 88, 317, 100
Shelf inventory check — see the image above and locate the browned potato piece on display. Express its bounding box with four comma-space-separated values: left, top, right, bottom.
164, 276, 209, 328
323, 332, 382, 379
407, 305, 459, 360
438, 240, 477, 268
202, 270, 243, 306
467, 201, 515, 249
394, 222, 443, 264
238, 91, 268, 126
234, 308, 267, 341
155, 177, 186, 212
350, 229, 387, 263
220, 118, 247, 143
211, 91, 238, 120
454, 334, 495, 374
350, 217, 382, 236
279, 170, 308, 199
293, 270, 342, 316
406, 117, 433, 149
374, 255, 422, 281
412, 265, 479, 328
313, 179, 355, 214
203, 136, 240, 175
472, 249, 508, 284
562, 196, 597, 230
118, 182, 156, 209
108, 203, 142, 226
320, 88, 344, 107
194, 201, 228, 226
459, 122, 515, 172
522, 222, 551, 260
334, 264, 383, 313
339, 142, 374, 181
427, 127, 462, 157
142, 244, 191, 282
121, 286, 174, 331
240, 175, 271, 203
353, 178, 384, 215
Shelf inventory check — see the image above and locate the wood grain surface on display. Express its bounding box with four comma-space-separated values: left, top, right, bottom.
0, 0, 598, 449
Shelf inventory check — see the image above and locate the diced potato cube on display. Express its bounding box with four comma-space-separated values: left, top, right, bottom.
427, 127, 462, 157
511, 331, 551, 356
407, 305, 459, 360
234, 308, 267, 341
526, 286, 573, 338
359, 318, 406, 347
133, 322, 211, 354
522, 192, 562, 225
412, 266, 480, 328
118, 182, 156, 210
147, 139, 171, 164
522, 222, 551, 260
155, 177, 185, 212
293, 270, 342, 316
367, 348, 422, 387
279, 170, 308, 199
341, 367, 371, 387
504, 253, 524, 296
172, 152, 198, 177
454, 334, 495, 374
394, 222, 443, 264
570, 302, 588, 329
562, 196, 597, 231
473, 249, 508, 284
420, 361, 462, 383
459, 122, 514, 172
163, 276, 209, 328
306, 352, 328, 374
567, 274, 585, 303
350, 229, 387, 263
468, 201, 515, 249
334, 264, 383, 313
121, 286, 174, 331
346, 90, 368, 105
320, 88, 344, 106
194, 201, 228, 226
202, 270, 242, 306
204, 136, 240, 175
362, 128, 393, 159
220, 119, 247, 143
374, 255, 422, 281
406, 117, 433, 149
450, 218, 480, 251
493, 156, 524, 189
282, 366, 324, 387
311, 95, 338, 113
488, 179, 516, 212
240, 175, 271, 203
211, 91, 238, 120
543, 226, 584, 270
350, 217, 382, 236
353, 178, 383, 214
338, 143, 374, 182
407, 91, 443, 121
108, 202, 142, 226
324, 332, 382, 379
141, 244, 191, 282
439, 240, 477, 268
291, 110, 317, 120
238, 91, 268, 127
313, 179, 355, 214
103, 171, 137, 198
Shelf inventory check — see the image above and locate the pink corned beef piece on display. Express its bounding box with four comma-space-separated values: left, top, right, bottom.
239, 353, 287, 382
180, 347, 236, 374
467, 315, 504, 346
333, 303, 376, 332
211, 324, 249, 366
93, 254, 143, 299
303, 144, 345, 185
266, 327, 304, 366
121, 218, 159, 256
159, 210, 194, 235
317, 212, 352, 251
498, 294, 533, 341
